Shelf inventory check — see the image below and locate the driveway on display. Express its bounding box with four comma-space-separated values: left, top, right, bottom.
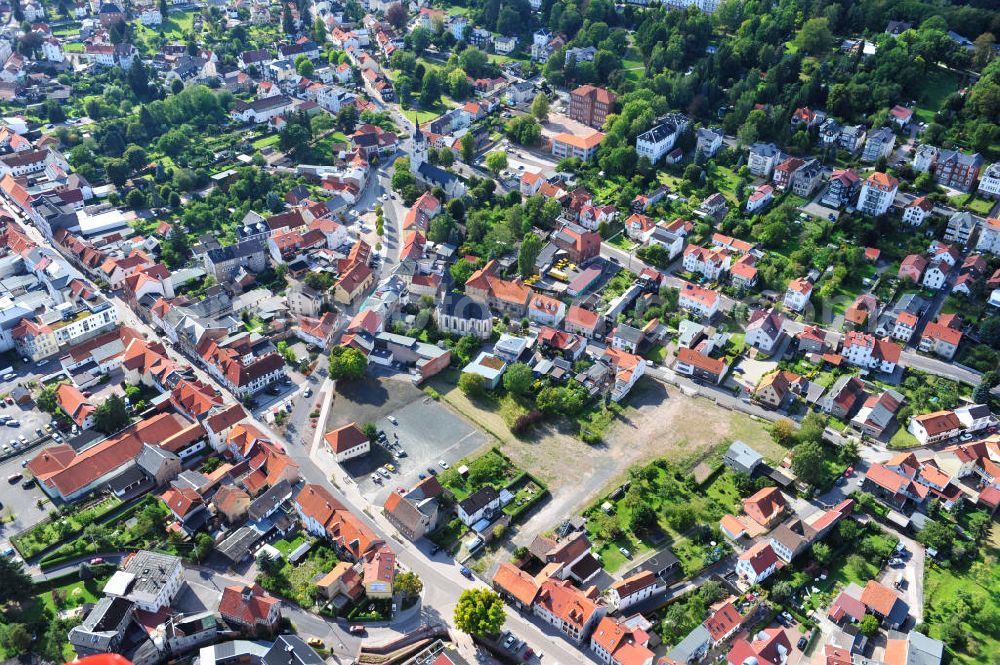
877, 530, 925, 625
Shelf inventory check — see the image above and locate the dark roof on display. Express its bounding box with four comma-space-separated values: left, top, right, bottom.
262, 636, 325, 665
439, 291, 491, 321
207, 240, 265, 264
623, 547, 680, 579
418, 161, 460, 186
458, 485, 500, 515
248, 479, 292, 521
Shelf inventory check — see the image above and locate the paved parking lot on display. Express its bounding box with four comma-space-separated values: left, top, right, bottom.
342, 393, 488, 505
0, 367, 60, 457
0, 446, 55, 549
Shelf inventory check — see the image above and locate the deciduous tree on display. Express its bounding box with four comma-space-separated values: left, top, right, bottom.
454, 588, 506, 636
329, 347, 367, 381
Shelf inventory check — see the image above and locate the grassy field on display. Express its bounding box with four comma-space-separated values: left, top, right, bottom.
586, 465, 742, 575
63, 42, 84, 53
913, 67, 962, 124
621, 50, 646, 81
963, 197, 995, 216
137, 10, 197, 41
252, 134, 280, 149
273, 533, 306, 557
923, 524, 1000, 665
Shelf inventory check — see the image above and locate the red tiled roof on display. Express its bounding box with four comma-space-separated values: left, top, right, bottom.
493, 562, 541, 606
296, 483, 381, 559
219, 584, 280, 627
861, 579, 900, 616
738, 541, 778, 574
160, 486, 203, 518
324, 422, 369, 454
28, 413, 194, 498
705, 602, 742, 641
676, 347, 725, 375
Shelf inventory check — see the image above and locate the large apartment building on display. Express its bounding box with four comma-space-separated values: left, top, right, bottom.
568, 85, 616, 129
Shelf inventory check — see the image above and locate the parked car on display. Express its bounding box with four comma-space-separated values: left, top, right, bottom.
618, 546, 632, 559
21, 479, 32, 489
307, 638, 324, 648
348, 625, 366, 635
387, 415, 398, 425
7, 473, 22, 483
439, 460, 449, 469
460, 566, 473, 578
797, 637, 808, 650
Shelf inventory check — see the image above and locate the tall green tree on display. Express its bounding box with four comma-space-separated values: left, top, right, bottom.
0, 558, 33, 604
329, 346, 368, 381
94, 394, 129, 434
790, 440, 826, 486
461, 133, 476, 163
454, 588, 506, 636
517, 232, 542, 277
531, 93, 550, 121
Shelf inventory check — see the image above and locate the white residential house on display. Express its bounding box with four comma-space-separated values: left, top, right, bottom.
682, 245, 730, 281
138, 7, 162, 24
457, 486, 502, 526
635, 114, 688, 164
494, 35, 517, 54
744, 309, 784, 354
892, 312, 918, 343
840, 331, 900, 373
947, 211, 978, 246
922, 260, 949, 290
745, 184, 773, 212
956, 404, 992, 432
978, 162, 1000, 199
695, 127, 724, 158
857, 172, 898, 217
912, 144, 939, 173
678, 283, 721, 318
783, 278, 813, 312
976, 217, 1000, 255
748, 143, 781, 178
901, 197, 933, 226
607, 572, 664, 612
862, 127, 895, 162
41, 38, 64, 62
736, 542, 779, 585
230, 96, 293, 124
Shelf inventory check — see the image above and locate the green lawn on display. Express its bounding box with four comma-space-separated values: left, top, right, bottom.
273, 533, 306, 557
438, 448, 519, 501
913, 67, 962, 124
252, 134, 280, 150
923, 524, 1000, 665
63, 42, 84, 53
963, 197, 995, 216
643, 344, 668, 363
39, 577, 109, 615
136, 10, 197, 40
607, 233, 636, 251
888, 428, 918, 449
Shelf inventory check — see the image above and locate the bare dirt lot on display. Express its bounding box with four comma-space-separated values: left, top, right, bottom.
429, 375, 784, 547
